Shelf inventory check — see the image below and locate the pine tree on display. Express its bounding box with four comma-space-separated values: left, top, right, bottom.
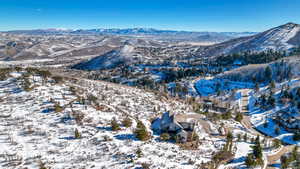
280, 155, 289, 169
134, 120, 150, 141
243, 133, 248, 142
269, 80, 276, 90
267, 95, 276, 107
245, 154, 256, 167
263, 121, 268, 128
275, 127, 280, 135
237, 133, 241, 142
246, 135, 264, 167
291, 146, 298, 161
265, 66, 273, 82
293, 132, 300, 141
111, 118, 120, 131
255, 135, 260, 145
74, 128, 81, 139
255, 82, 260, 92
224, 132, 233, 153
253, 135, 263, 163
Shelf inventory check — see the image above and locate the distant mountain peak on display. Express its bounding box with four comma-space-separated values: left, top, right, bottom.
278, 22, 300, 29
284, 22, 299, 25
206, 22, 300, 57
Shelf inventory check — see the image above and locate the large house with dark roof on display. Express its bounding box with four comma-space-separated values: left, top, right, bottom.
151, 112, 198, 143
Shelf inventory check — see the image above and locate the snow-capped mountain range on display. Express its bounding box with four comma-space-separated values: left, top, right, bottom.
4, 28, 257, 43
1, 22, 300, 63
5, 27, 256, 37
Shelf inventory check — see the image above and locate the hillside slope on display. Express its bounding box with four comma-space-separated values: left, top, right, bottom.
204, 23, 300, 57
217, 56, 300, 82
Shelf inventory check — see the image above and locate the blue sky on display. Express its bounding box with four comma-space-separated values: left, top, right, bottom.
1, 0, 300, 32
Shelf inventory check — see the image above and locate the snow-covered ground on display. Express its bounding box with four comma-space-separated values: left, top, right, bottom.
250, 109, 300, 146
2, 68, 293, 168
247, 79, 300, 146
0, 71, 239, 169
195, 78, 254, 96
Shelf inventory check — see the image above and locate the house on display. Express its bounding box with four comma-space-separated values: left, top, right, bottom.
200, 93, 242, 114
151, 112, 197, 143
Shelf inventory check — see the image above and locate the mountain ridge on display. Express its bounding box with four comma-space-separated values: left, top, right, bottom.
203, 22, 300, 57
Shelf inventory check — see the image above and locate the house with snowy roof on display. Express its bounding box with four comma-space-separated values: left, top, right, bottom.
151, 112, 197, 143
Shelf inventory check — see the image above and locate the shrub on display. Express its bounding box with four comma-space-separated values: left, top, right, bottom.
22, 78, 33, 92
272, 139, 281, 148
87, 94, 98, 104
188, 131, 200, 142
160, 133, 170, 141
38, 70, 52, 79
38, 160, 49, 169
74, 112, 85, 125
52, 76, 63, 83
0, 68, 12, 81
136, 147, 143, 158
111, 118, 120, 131
293, 132, 300, 141
141, 163, 151, 169
235, 112, 243, 122
54, 103, 63, 113
69, 86, 76, 94
103, 135, 112, 141
122, 116, 132, 128
212, 150, 234, 166
222, 111, 232, 120
269, 80, 276, 90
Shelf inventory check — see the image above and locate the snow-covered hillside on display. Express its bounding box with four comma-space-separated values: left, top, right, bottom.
72, 45, 136, 70
216, 56, 300, 83
0, 69, 236, 169
204, 22, 300, 57
0, 68, 267, 169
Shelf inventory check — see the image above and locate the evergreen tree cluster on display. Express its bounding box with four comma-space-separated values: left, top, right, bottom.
217, 49, 289, 66
281, 146, 300, 169
245, 135, 264, 167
